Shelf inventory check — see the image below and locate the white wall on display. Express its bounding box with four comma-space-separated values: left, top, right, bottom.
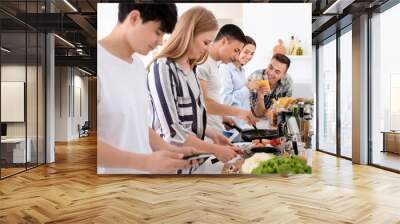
1, 65, 38, 138
1, 66, 26, 140
72, 74, 89, 138
177, 3, 242, 27
1, 64, 46, 163
242, 3, 312, 98
97, 3, 118, 41
55, 67, 89, 141
55, 67, 70, 141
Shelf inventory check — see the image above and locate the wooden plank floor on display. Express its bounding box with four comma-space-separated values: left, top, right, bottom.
1, 167, 26, 178
1, 135, 400, 224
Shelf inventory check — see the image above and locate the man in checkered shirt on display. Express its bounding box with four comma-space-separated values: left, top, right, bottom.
248, 53, 293, 117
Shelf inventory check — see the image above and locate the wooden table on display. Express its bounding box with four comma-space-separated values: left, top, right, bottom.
1, 138, 32, 165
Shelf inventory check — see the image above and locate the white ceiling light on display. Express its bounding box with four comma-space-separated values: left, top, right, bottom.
1, 47, 11, 53
78, 67, 92, 76
63, 0, 78, 12
54, 34, 75, 48
323, 0, 355, 15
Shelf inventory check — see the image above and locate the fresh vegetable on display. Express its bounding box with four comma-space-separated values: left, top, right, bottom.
269, 138, 281, 147
251, 155, 312, 175
251, 138, 281, 147
241, 153, 276, 174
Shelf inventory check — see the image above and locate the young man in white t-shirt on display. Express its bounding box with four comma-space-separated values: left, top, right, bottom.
197, 24, 257, 133
97, 3, 197, 174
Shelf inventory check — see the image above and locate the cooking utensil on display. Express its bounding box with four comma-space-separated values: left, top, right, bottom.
252, 124, 258, 130
252, 124, 263, 143
223, 122, 279, 142
240, 146, 281, 159
250, 146, 280, 154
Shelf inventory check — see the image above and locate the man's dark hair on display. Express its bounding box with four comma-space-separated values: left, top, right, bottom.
245, 36, 256, 47
118, 3, 177, 33
214, 24, 246, 44
272, 53, 291, 70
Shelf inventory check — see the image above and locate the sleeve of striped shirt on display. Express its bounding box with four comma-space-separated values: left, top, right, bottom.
147, 60, 195, 145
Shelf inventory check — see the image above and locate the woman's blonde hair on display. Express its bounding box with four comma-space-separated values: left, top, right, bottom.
149, 6, 218, 68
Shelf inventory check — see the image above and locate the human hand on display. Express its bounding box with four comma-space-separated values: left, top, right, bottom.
168, 146, 203, 167
223, 116, 236, 130
257, 85, 270, 98
237, 110, 257, 126
213, 145, 238, 163
146, 150, 192, 174
211, 132, 232, 146
247, 80, 259, 90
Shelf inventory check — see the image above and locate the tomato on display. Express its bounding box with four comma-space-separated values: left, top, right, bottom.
270, 138, 281, 146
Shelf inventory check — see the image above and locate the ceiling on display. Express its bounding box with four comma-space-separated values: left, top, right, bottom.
0, 0, 392, 75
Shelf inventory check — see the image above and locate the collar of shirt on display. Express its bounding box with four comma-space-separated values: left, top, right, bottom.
228, 62, 244, 73
173, 60, 195, 76
174, 62, 185, 72
208, 55, 221, 68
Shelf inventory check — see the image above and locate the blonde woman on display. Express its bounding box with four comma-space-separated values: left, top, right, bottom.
148, 7, 239, 164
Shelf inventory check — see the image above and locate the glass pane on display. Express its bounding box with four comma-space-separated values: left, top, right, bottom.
318, 38, 337, 154
38, 32, 45, 165
371, 3, 400, 171
1, 30, 27, 177
0, 1, 28, 32
340, 30, 352, 158
27, 31, 38, 169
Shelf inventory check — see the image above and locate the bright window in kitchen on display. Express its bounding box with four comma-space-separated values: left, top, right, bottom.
317, 36, 337, 155
339, 28, 352, 158
371, 2, 400, 171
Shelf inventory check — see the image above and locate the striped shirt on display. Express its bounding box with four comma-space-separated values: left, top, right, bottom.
148, 57, 207, 145
248, 69, 293, 110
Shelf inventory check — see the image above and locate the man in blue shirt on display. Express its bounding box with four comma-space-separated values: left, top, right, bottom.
220, 36, 257, 111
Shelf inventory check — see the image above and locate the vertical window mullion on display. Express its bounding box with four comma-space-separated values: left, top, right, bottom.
25, 0, 28, 171
316, 45, 320, 151
336, 28, 341, 157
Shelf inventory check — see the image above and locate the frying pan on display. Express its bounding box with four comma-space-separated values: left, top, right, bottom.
250, 146, 280, 154
210, 145, 280, 164
223, 122, 279, 142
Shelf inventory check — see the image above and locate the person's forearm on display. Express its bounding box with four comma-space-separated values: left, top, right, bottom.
254, 96, 266, 117
204, 97, 242, 116
182, 135, 218, 154
205, 126, 218, 139
149, 128, 174, 152
98, 140, 150, 170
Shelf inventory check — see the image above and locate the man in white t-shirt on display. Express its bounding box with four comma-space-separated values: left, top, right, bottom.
197, 24, 256, 133
97, 3, 197, 174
